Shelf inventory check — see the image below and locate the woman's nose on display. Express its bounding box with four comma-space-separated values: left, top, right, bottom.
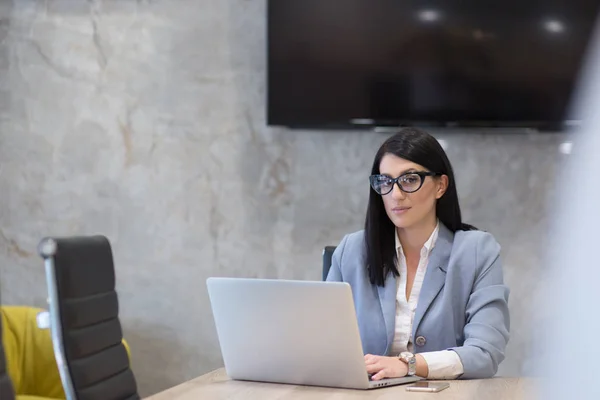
391, 182, 406, 200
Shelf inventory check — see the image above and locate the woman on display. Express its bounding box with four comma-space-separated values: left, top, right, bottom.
327, 128, 509, 381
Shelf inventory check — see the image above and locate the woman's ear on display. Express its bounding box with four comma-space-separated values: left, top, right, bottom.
435, 175, 449, 199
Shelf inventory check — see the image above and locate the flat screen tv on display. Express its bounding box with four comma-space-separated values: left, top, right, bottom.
267, 0, 600, 130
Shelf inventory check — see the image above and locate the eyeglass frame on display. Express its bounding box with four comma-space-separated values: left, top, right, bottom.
369, 171, 442, 195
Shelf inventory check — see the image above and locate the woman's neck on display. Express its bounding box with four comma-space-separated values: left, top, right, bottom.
397, 216, 438, 254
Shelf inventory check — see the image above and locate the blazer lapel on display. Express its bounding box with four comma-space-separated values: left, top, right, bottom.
376, 271, 397, 354
412, 224, 453, 337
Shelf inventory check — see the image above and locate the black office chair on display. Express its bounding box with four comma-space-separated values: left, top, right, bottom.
322, 246, 337, 281
38, 235, 140, 400
0, 311, 16, 400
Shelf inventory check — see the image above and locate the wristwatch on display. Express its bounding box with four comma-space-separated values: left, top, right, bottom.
399, 352, 417, 376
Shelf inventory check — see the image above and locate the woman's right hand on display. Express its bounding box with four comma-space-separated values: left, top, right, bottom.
364, 354, 408, 380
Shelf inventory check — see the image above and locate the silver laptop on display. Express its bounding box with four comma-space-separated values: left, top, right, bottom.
206, 277, 421, 389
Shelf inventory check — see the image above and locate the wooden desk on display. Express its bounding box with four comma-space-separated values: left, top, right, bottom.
146, 369, 537, 400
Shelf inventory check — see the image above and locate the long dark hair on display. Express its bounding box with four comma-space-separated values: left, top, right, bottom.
364, 128, 475, 286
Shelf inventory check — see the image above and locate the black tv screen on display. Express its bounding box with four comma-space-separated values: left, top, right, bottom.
267, 0, 600, 130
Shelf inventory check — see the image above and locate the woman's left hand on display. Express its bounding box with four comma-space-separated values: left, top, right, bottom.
364, 354, 408, 380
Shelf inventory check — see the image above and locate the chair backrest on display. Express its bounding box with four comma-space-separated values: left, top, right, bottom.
38, 235, 140, 400
322, 246, 337, 281
0, 310, 16, 400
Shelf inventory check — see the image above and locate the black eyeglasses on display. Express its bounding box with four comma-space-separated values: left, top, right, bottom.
369, 171, 441, 195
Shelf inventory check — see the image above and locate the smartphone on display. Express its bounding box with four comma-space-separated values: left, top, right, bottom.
405, 382, 450, 392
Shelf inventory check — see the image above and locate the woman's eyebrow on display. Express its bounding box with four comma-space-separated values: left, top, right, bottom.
380, 168, 419, 177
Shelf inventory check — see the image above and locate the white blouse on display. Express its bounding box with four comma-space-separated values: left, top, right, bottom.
390, 222, 465, 379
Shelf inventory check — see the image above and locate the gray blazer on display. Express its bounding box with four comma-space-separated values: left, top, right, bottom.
326, 223, 510, 379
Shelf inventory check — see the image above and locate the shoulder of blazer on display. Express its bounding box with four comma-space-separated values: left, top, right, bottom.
451, 229, 502, 275
336, 230, 366, 270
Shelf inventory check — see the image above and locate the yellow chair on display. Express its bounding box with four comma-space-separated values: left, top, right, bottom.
1, 306, 132, 400
1, 306, 64, 400
1, 307, 17, 400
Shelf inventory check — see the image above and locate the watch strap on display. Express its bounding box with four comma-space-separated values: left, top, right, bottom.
399, 352, 417, 376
